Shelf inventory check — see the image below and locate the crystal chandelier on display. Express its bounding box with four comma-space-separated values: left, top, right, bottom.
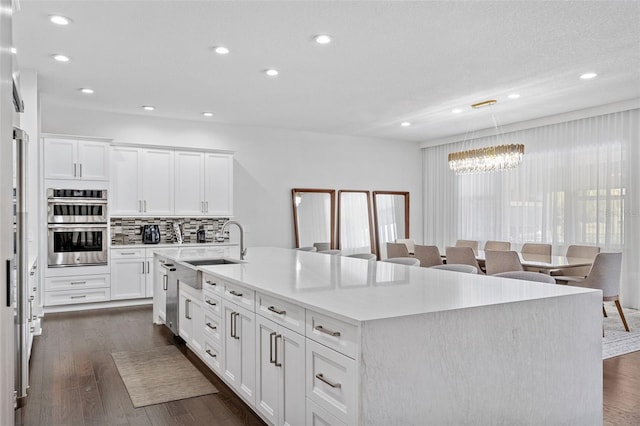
448, 99, 525, 175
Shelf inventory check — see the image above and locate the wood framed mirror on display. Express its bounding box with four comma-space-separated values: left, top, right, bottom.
337, 190, 375, 256
373, 191, 410, 259
292, 188, 336, 249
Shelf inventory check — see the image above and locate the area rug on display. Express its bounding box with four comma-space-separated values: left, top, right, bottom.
603, 302, 640, 360
112, 345, 217, 407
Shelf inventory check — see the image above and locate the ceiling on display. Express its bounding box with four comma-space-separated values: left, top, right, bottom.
12, 1, 640, 143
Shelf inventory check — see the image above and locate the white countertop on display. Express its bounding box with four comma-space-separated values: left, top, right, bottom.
197, 247, 599, 323
112, 242, 238, 249
152, 245, 239, 263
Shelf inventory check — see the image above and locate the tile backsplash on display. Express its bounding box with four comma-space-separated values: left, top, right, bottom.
111, 217, 230, 245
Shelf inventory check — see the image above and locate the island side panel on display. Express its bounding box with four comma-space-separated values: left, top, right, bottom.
359, 292, 602, 426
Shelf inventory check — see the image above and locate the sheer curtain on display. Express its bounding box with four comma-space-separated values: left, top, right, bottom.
423, 109, 640, 308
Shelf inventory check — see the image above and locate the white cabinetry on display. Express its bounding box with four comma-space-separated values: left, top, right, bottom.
44, 138, 109, 181
110, 146, 174, 216
43, 274, 111, 306
222, 298, 256, 405
174, 151, 234, 216
110, 248, 148, 300
179, 285, 204, 355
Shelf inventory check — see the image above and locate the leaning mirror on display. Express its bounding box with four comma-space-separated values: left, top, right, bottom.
338, 190, 375, 256
292, 188, 336, 249
373, 191, 410, 259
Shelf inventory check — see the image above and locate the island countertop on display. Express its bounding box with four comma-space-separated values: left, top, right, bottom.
197, 247, 599, 323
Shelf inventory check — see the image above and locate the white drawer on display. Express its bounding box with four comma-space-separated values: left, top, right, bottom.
202, 338, 222, 375
44, 287, 111, 306
306, 340, 356, 425
203, 293, 222, 317
223, 281, 254, 311
203, 311, 222, 347
306, 398, 347, 426
111, 248, 145, 258
306, 310, 358, 359
45, 274, 110, 292
201, 273, 224, 297
257, 292, 305, 335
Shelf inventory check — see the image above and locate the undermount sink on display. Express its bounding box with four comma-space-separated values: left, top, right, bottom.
185, 258, 242, 267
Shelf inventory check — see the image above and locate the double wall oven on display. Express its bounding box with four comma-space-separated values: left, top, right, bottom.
47, 189, 108, 267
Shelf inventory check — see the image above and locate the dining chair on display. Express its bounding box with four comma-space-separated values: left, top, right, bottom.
550, 245, 600, 277
396, 238, 416, 254
493, 271, 557, 284
484, 240, 511, 251
313, 242, 331, 252
297, 246, 317, 252
387, 242, 410, 259
455, 239, 479, 255
413, 245, 443, 268
484, 250, 524, 275
319, 249, 342, 255
556, 252, 628, 332
521, 243, 552, 256
382, 257, 420, 266
431, 264, 478, 274
347, 253, 376, 260
445, 246, 484, 274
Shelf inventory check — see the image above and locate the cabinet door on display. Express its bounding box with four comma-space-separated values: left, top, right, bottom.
223, 301, 255, 405
179, 290, 193, 342
279, 327, 306, 426
110, 258, 146, 300
44, 138, 77, 179
154, 257, 167, 324
145, 255, 154, 298
204, 153, 233, 216
190, 298, 204, 355
110, 146, 143, 215
142, 149, 174, 215
78, 141, 109, 180
255, 316, 279, 425
174, 151, 205, 216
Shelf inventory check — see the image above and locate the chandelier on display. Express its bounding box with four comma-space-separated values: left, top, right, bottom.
448, 99, 525, 175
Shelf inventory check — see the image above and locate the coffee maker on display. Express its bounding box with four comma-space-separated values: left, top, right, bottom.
142, 224, 161, 244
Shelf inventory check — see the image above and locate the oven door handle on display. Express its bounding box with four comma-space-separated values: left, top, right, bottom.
47, 198, 108, 205
47, 224, 108, 230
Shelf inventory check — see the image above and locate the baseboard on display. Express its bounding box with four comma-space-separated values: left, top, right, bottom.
43, 298, 153, 314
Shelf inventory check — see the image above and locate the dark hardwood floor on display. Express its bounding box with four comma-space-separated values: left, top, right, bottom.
15, 305, 640, 425
15, 305, 266, 426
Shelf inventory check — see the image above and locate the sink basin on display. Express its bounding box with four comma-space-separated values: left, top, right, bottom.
185, 258, 241, 267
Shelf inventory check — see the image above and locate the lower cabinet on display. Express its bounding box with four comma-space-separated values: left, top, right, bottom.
110, 256, 146, 300
222, 299, 256, 405
179, 286, 203, 355
255, 315, 306, 426
43, 274, 111, 306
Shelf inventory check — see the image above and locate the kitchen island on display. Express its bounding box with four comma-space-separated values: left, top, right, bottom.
155, 247, 602, 426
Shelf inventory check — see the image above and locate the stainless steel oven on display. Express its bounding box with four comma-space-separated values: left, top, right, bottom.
47, 224, 108, 267
47, 188, 107, 223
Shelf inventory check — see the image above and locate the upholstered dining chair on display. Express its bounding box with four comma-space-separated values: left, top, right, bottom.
493, 271, 557, 284
313, 242, 331, 252
484, 240, 511, 251
387, 242, 410, 259
556, 252, 628, 332
484, 250, 524, 275
382, 257, 420, 266
319, 249, 342, 255
347, 253, 376, 260
431, 264, 478, 274
396, 238, 416, 254
445, 246, 484, 274
521, 243, 552, 256
550, 245, 600, 277
413, 245, 443, 268
455, 239, 479, 255
297, 246, 317, 252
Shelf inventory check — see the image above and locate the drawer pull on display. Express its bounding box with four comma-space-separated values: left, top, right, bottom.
315, 373, 341, 389
229, 290, 243, 297
120, 252, 137, 255
162, 274, 168, 291
205, 299, 217, 306
205, 280, 216, 286
268, 306, 286, 315
70, 281, 86, 285
315, 325, 341, 337
206, 322, 217, 330
70, 295, 86, 299
269, 332, 277, 364
206, 349, 217, 358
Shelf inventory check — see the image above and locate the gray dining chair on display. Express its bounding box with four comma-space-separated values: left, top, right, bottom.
297, 246, 317, 252
431, 264, 478, 274
319, 249, 342, 255
493, 271, 557, 284
550, 245, 600, 277
556, 252, 628, 332
455, 239, 479, 255
484, 240, 511, 251
445, 246, 484, 274
387, 242, 410, 259
382, 257, 420, 266
413, 245, 443, 268
396, 238, 416, 254
313, 242, 331, 252
484, 250, 524, 275
347, 253, 376, 261
521, 243, 552, 256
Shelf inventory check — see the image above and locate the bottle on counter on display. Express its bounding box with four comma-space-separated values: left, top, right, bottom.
197, 225, 206, 243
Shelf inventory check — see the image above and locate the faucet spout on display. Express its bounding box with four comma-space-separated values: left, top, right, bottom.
222, 220, 246, 260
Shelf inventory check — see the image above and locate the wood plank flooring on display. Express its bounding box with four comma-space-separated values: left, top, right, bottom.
15, 305, 640, 425
15, 306, 266, 426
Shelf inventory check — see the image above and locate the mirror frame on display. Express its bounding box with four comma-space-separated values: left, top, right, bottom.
291, 188, 336, 249
337, 190, 375, 255
372, 191, 410, 259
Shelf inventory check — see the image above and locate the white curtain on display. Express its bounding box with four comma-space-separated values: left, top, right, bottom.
423, 109, 640, 308
339, 192, 372, 256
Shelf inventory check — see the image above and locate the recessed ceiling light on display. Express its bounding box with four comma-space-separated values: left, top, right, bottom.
80, 88, 94, 94
580, 72, 597, 80
11, 47, 16, 54
142, 105, 155, 111
213, 46, 230, 55
507, 93, 521, 99
52, 54, 70, 62
451, 108, 462, 114
202, 112, 214, 117
401, 122, 411, 127
50, 15, 72, 25
314, 34, 332, 44
264, 69, 279, 77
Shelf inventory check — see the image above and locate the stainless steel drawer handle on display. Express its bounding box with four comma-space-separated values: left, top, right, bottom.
185, 299, 191, 319
70, 295, 86, 299
315, 325, 341, 337
162, 274, 168, 291
269, 331, 277, 364
70, 281, 86, 285
120, 252, 136, 255
205, 299, 217, 306
268, 306, 286, 315
229, 290, 243, 297
205, 280, 216, 286
206, 322, 217, 330
274, 334, 282, 367
206, 349, 217, 358
315, 373, 341, 389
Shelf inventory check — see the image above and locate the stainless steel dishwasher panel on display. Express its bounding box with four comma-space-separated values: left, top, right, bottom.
165, 265, 179, 335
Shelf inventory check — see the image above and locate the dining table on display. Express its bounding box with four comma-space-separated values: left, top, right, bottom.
475, 250, 595, 272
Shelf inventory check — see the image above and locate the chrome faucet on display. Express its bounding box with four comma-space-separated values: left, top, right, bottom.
222, 220, 247, 260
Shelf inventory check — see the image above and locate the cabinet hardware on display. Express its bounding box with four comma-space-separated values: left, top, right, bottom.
206, 322, 217, 330
233, 312, 240, 339
314, 325, 341, 337
230, 311, 236, 338
162, 274, 168, 291
315, 373, 341, 388
70, 281, 86, 285
201, 201, 205, 213
268, 306, 286, 315
138, 200, 142, 213
229, 290, 243, 297
147, 261, 150, 274
185, 299, 191, 319
274, 334, 282, 367
73, 163, 77, 177
79, 163, 83, 178
205, 280, 216, 286
120, 252, 136, 255
206, 349, 217, 358
28, 300, 33, 323
269, 331, 277, 364
70, 295, 87, 299
142, 261, 145, 273
143, 200, 147, 212
205, 201, 209, 213
205, 299, 216, 306
5, 259, 10, 307
30, 327, 35, 333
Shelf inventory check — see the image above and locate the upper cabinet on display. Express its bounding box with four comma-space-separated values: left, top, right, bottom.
44, 138, 109, 181
175, 151, 234, 217
110, 146, 174, 216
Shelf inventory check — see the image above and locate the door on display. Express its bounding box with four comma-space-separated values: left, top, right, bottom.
179, 290, 193, 342
174, 151, 204, 216
44, 138, 77, 179
223, 300, 255, 405
110, 146, 143, 215
256, 316, 279, 424
110, 258, 146, 300
78, 141, 109, 180
204, 153, 233, 216
142, 149, 174, 215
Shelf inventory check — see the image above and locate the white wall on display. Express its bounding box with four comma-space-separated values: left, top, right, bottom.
41, 105, 423, 250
